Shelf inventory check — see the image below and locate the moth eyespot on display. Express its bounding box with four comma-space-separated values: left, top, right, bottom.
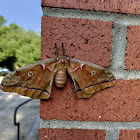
28, 71, 34, 78
91, 70, 96, 76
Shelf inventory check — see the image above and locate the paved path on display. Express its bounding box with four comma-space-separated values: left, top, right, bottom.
0, 77, 40, 140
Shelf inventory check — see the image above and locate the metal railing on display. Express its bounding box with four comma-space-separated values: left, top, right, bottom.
14, 99, 33, 140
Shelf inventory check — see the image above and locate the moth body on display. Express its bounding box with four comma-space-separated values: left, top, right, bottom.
54, 57, 68, 88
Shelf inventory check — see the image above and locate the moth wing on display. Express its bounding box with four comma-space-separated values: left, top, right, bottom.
67, 59, 116, 99
1, 58, 58, 99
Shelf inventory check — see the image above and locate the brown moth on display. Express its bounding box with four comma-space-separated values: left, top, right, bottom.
0, 44, 116, 99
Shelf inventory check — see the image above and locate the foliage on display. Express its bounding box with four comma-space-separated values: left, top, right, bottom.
0, 16, 7, 26
0, 16, 41, 70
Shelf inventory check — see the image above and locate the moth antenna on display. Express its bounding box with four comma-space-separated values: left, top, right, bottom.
62, 43, 65, 56
54, 43, 59, 57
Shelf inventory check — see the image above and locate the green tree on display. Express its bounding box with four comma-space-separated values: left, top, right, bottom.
0, 16, 6, 26
16, 31, 41, 67
0, 16, 41, 70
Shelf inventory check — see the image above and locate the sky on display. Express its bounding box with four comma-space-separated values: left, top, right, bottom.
0, 0, 42, 33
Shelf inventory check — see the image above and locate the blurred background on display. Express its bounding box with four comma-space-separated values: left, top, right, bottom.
0, 0, 42, 140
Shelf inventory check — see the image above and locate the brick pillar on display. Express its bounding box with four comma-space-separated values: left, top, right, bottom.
40, 0, 140, 140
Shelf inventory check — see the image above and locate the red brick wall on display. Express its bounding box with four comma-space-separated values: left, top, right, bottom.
40, 0, 140, 139
119, 129, 140, 140
125, 26, 140, 70
41, 0, 140, 15
39, 128, 106, 140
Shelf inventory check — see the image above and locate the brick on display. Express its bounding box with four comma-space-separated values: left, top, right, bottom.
119, 129, 140, 140
41, 16, 113, 67
39, 128, 106, 140
41, 0, 140, 15
125, 26, 140, 70
40, 79, 140, 122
